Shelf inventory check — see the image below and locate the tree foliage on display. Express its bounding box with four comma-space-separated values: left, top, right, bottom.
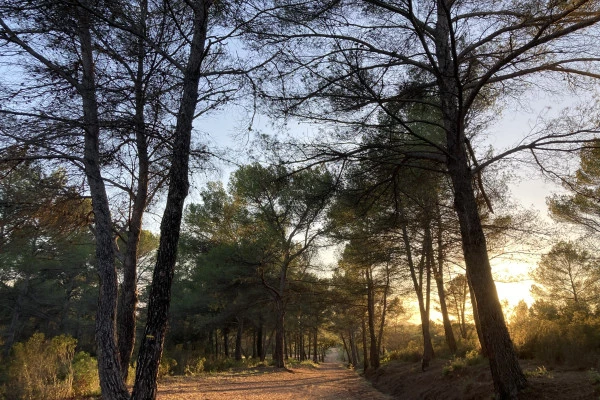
531, 241, 600, 312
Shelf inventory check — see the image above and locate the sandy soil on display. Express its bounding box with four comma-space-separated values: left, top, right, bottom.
157, 350, 391, 400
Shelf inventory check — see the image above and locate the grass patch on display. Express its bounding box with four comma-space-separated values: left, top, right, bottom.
287, 359, 319, 369
524, 365, 552, 378
588, 368, 600, 385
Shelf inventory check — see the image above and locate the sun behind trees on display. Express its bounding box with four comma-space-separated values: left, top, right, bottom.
3, 1, 600, 400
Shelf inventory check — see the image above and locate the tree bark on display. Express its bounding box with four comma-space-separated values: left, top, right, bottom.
365, 268, 379, 369
429, 220, 457, 354
117, 0, 150, 381
235, 317, 243, 361
223, 327, 230, 357
340, 333, 351, 364
361, 316, 369, 370
312, 327, 318, 363
349, 330, 359, 367
274, 297, 286, 367
131, 1, 212, 398
435, 3, 526, 397
77, 4, 130, 398
399, 205, 434, 369
468, 278, 486, 354
257, 321, 265, 361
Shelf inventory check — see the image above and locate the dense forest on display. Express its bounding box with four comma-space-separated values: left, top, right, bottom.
1, 1, 600, 399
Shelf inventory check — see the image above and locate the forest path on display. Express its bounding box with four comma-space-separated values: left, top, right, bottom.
157, 351, 391, 400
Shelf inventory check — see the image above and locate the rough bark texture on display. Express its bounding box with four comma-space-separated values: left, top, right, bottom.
435, 2, 526, 397
117, 0, 149, 380
131, 1, 212, 398
78, 4, 130, 399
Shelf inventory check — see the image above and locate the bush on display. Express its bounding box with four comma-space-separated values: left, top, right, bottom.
158, 357, 178, 378
6, 333, 76, 400
383, 340, 422, 363
510, 305, 600, 367
464, 349, 483, 366
72, 352, 100, 397
184, 357, 206, 376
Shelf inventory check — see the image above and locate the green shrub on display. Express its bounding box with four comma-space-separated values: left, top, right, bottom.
183, 357, 206, 375
7, 333, 76, 400
588, 368, 600, 385
464, 349, 483, 366
287, 359, 319, 369
383, 340, 423, 363
442, 356, 468, 376
158, 357, 178, 378
510, 306, 600, 367
72, 352, 100, 397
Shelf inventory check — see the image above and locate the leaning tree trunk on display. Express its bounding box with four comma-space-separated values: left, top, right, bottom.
447, 152, 526, 398
117, 0, 150, 380
131, 2, 212, 398
77, 4, 130, 398
436, 3, 526, 398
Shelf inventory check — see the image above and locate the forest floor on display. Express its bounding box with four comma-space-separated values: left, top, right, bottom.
368, 357, 600, 399
156, 353, 600, 400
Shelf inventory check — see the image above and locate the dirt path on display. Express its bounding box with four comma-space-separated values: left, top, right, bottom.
157, 351, 391, 400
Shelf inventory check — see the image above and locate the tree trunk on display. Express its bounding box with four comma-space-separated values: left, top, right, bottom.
340, 333, 351, 363
77, 4, 130, 398
274, 299, 286, 368
435, 3, 526, 397
223, 327, 230, 357
131, 2, 212, 398
377, 264, 391, 358
434, 271, 457, 353
312, 327, 318, 363
117, 0, 150, 381
235, 317, 243, 361
429, 221, 457, 354
365, 268, 379, 369
349, 330, 359, 367
257, 322, 265, 361
361, 316, 369, 371
468, 279, 486, 353
399, 205, 434, 369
